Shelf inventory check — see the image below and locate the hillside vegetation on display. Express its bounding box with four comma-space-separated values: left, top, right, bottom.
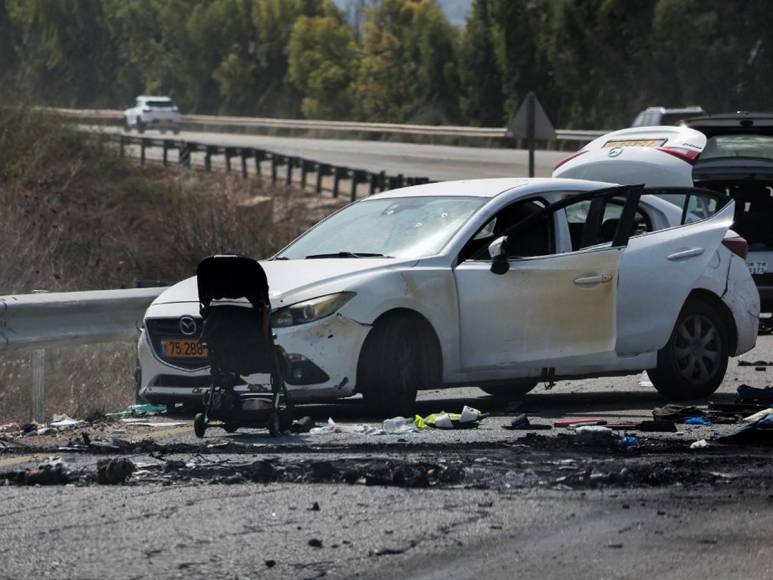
1, 0, 771, 129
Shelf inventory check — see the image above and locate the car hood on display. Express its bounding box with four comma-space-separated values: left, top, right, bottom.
151, 258, 411, 308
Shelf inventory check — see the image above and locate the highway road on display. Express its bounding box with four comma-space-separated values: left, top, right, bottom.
95, 126, 568, 181
2, 335, 772, 579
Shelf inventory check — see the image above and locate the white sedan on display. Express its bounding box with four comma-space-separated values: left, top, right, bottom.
137, 172, 759, 416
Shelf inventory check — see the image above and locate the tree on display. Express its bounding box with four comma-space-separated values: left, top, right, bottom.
356, 0, 460, 123
288, 14, 358, 119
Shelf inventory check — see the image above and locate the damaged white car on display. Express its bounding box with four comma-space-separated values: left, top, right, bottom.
138, 126, 760, 416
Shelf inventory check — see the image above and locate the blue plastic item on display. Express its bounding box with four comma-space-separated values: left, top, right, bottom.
618, 435, 639, 448
681, 417, 712, 426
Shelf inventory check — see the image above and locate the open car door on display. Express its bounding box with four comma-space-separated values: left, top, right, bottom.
454, 186, 644, 374
615, 189, 735, 356
553, 126, 707, 187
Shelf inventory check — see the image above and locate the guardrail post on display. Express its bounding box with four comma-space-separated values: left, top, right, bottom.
179, 143, 191, 167
396, 174, 404, 188
119, 136, 126, 157
286, 157, 294, 186
254, 150, 264, 178
162, 140, 170, 167
300, 160, 310, 190
271, 155, 279, 184
225, 148, 232, 172
205, 147, 213, 172
378, 170, 386, 192
31, 349, 45, 423
350, 169, 362, 201
140, 140, 146, 165
241, 149, 249, 178
316, 163, 327, 193
333, 166, 346, 198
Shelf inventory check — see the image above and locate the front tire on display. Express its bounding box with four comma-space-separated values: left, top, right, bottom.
359, 316, 429, 418
648, 298, 729, 400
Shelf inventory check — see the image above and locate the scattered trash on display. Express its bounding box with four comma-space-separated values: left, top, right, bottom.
653, 404, 705, 422
290, 416, 316, 433
106, 403, 168, 418
417, 406, 482, 429
690, 439, 709, 449
383, 416, 420, 434
554, 418, 606, 428
308, 538, 323, 548
308, 502, 320, 511
738, 360, 773, 367
4, 458, 71, 486
310, 418, 382, 435
264, 560, 276, 568
97, 457, 136, 484
503, 414, 552, 430
681, 417, 713, 426
743, 408, 773, 422
618, 435, 639, 448
635, 420, 677, 433
639, 371, 654, 387
736, 385, 773, 405
574, 425, 614, 444
120, 419, 187, 428
50, 414, 86, 429
0, 422, 20, 433
717, 413, 773, 445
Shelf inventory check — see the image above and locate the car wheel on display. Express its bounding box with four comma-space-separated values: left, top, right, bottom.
193, 413, 207, 438
480, 381, 538, 399
359, 316, 427, 418
648, 298, 729, 400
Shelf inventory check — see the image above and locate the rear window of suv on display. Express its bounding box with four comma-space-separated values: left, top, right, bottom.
701, 134, 773, 160
146, 100, 175, 108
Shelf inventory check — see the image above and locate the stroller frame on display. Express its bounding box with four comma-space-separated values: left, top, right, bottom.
192, 255, 292, 438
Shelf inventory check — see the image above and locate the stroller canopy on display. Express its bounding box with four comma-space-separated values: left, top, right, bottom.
196, 255, 269, 309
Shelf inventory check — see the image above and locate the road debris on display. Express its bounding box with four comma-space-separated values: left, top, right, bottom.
310, 418, 382, 435
503, 414, 551, 430
717, 413, 773, 445
736, 384, 773, 405
106, 403, 168, 418
690, 439, 709, 449
554, 418, 606, 428
416, 406, 482, 429
383, 416, 421, 434
97, 457, 137, 484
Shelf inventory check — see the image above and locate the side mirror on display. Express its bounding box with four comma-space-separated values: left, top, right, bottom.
488, 236, 510, 275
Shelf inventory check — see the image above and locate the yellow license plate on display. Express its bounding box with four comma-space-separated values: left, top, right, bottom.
602, 139, 667, 148
162, 339, 208, 359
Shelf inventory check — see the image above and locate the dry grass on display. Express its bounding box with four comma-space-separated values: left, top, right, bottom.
0, 109, 343, 423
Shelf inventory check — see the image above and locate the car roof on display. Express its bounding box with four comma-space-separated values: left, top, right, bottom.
368, 177, 618, 200
686, 112, 773, 134
643, 106, 705, 114
137, 95, 173, 101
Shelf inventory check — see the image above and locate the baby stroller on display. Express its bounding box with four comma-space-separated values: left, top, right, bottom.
193, 255, 292, 438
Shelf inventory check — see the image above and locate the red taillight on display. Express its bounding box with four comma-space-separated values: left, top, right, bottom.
553, 150, 587, 172
722, 235, 748, 259
656, 146, 701, 164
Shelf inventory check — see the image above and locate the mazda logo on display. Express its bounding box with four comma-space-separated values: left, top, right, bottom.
179, 316, 197, 336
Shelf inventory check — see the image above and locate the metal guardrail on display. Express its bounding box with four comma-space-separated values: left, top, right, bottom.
114, 133, 430, 200
0, 288, 164, 351
0, 288, 165, 422
46, 107, 605, 143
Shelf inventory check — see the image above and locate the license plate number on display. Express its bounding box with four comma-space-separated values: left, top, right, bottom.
747, 260, 768, 275
602, 138, 667, 148
162, 339, 208, 359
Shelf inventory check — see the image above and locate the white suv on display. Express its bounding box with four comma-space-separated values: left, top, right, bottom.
123, 96, 181, 134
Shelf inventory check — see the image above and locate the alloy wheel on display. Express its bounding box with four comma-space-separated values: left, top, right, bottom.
673, 313, 721, 385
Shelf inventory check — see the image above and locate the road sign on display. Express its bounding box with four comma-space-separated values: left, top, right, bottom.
506, 92, 556, 176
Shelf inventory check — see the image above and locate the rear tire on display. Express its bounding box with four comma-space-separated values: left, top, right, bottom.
359, 316, 431, 418
480, 381, 538, 399
649, 298, 729, 400
193, 413, 207, 438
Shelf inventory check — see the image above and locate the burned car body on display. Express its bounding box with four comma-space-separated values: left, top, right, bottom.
138, 143, 759, 414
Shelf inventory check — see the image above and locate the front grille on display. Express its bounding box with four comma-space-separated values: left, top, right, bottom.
145, 317, 208, 370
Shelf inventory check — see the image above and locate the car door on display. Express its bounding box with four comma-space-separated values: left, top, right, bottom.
454, 186, 642, 374
615, 189, 735, 356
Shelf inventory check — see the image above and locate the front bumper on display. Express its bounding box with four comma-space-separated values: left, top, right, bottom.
138, 312, 370, 405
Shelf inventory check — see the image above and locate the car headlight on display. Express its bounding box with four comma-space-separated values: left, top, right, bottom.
271, 292, 356, 328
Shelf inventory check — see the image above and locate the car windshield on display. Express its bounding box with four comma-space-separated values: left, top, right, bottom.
146, 100, 175, 108
277, 196, 486, 260
701, 134, 773, 160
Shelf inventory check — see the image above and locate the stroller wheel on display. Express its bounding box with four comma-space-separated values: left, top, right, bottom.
223, 423, 239, 434
193, 413, 207, 438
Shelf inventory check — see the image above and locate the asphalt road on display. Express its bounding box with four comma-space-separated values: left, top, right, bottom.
95, 126, 567, 180
2, 335, 772, 579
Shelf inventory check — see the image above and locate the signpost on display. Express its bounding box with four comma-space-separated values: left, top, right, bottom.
506, 92, 556, 177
